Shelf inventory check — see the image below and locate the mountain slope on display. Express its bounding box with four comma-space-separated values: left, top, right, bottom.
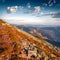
0, 19, 60, 60
15, 25, 60, 47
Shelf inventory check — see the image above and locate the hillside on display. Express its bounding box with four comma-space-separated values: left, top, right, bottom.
15, 25, 60, 47
0, 19, 60, 60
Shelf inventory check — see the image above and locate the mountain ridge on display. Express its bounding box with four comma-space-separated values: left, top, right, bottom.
0, 19, 60, 60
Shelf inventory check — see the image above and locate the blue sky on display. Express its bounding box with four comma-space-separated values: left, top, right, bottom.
0, 0, 60, 25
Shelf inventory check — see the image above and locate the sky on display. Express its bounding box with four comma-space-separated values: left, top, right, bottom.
0, 0, 60, 26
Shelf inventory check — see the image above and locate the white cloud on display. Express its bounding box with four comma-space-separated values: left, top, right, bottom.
7, 6, 18, 13
50, 12, 57, 15
7, 5, 41, 15
27, 3, 31, 8
48, 0, 56, 6
43, 3, 48, 6
14, 6, 18, 9
3, 15, 60, 26
19, 6, 24, 9
7, 7, 10, 10
40, 12, 44, 15
34, 6, 41, 12
49, 3, 53, 6
48, 0, 52, 4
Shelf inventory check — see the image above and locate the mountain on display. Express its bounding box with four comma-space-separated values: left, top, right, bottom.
0, 19, 60, 60
15, 25, 60, 47
37, 27, 60, 47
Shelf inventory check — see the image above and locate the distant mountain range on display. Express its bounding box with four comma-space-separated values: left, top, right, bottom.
14, 24, 60, 47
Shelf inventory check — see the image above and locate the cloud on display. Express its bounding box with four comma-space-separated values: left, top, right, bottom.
48, 0, 56, 4
49, 3, 53, 6
52, 12, 60, 18
4, 15, 60, 26
48, 0, 56, 6
34, 11, 60, 18
53, 0, 56, 3
42, 0, 56, 7
19, 6, 24, 9
34, 6, 41, 12
7, 5, 41, 15
50, 12, 58, 14
7, 6, 18, 13
48, 0, 52, 4
7, 5, 43, 15
27, 3, 31, 8
45, 12, 60, 18
43, 3, 48, 6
